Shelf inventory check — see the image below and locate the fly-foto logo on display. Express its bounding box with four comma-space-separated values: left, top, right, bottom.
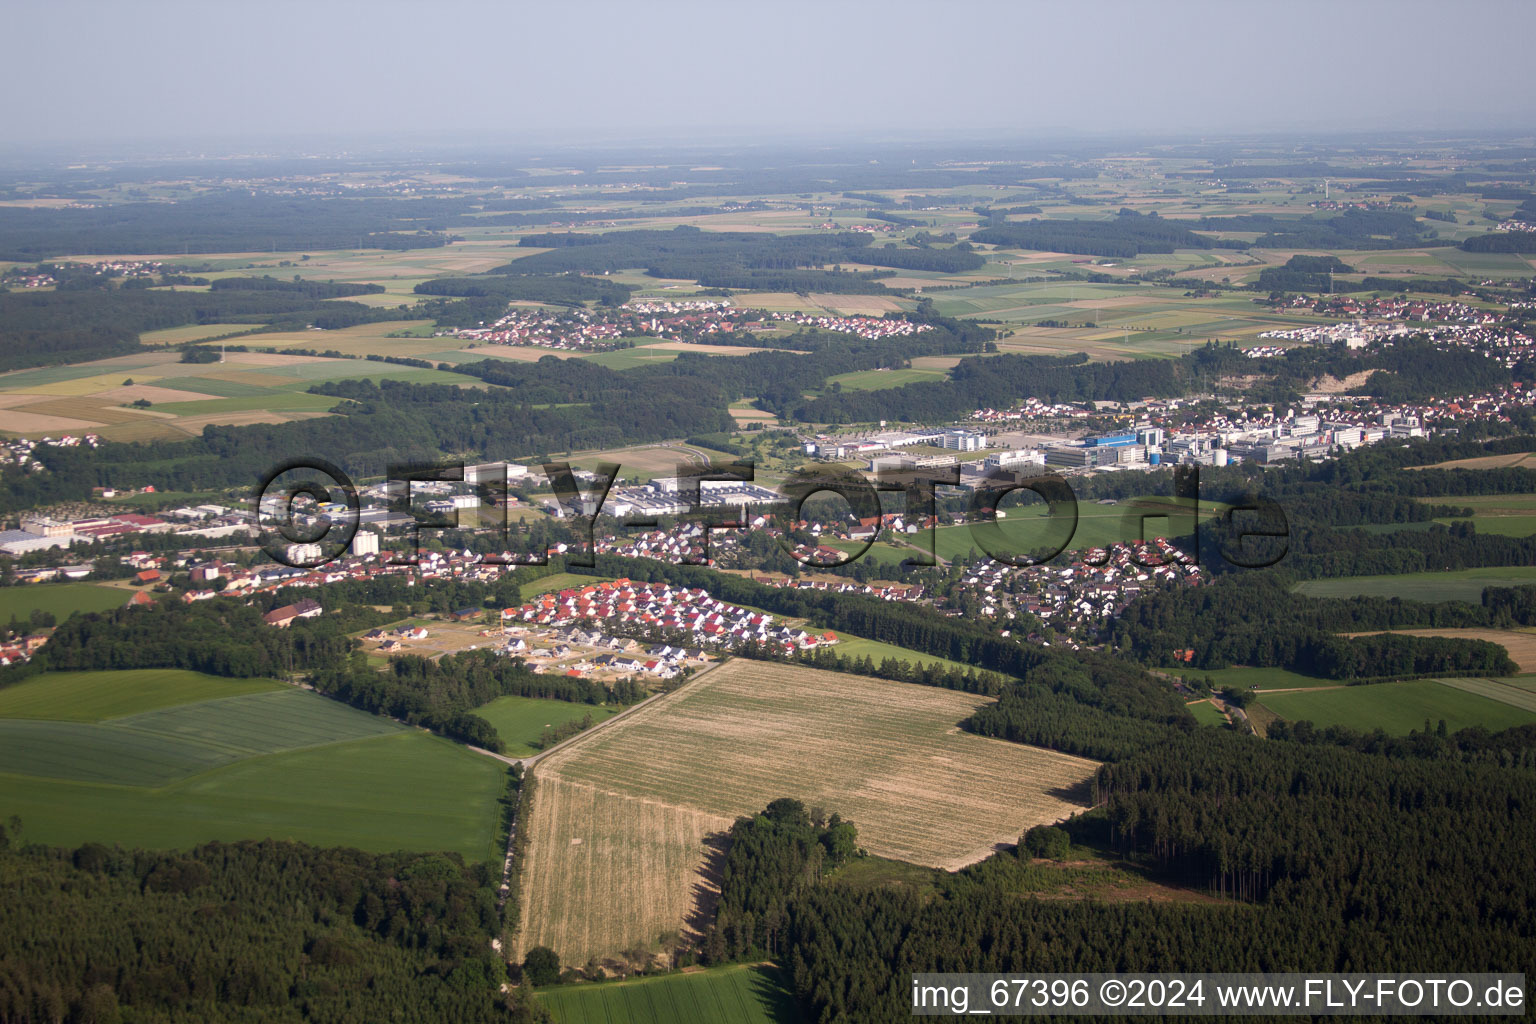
253, 459, 1289, 571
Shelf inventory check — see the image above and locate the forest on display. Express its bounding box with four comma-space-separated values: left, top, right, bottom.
0, 280, 404, 373
738, 719, 1536, 1022
1111, 573, 1521, 678
970, 208, 1236, 257
0, 834, 539, 1023
0, 193, 464, 259
411, 274, 632, 326
493, 224, 983, 284
1192, 208, 1433, 249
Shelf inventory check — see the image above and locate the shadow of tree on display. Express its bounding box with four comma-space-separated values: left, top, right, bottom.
684, 829, 730, 943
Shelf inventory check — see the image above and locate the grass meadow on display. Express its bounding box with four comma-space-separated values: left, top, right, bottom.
537, 963, 801, 1024
472, 694, 619, 757
1293, 566, 1536, 603
0, 583, 132, 623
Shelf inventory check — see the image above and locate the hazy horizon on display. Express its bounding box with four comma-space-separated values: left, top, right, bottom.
5, 0, 1536, 154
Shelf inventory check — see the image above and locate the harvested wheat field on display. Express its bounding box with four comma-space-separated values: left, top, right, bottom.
516, 660, 1098, 963
1408, 451, 1536, 471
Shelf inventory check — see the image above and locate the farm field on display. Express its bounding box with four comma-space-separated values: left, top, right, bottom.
1409, 451, 1536, 472
537, 963, 801, 1024
0, 674, 505, 859
0, 582, 131, 622
820, 538, 921, 570
138, 323, 264, 346
517, 660, 1099, 962
472, 694, 619, 757
1435, 676, 1536, 714
1187, 700, 1230, 726
578, 343, 685, 370
931, 495, 1215, 561
566, 443, 741, 482
1293, 566, 1536, 603
1165, 665, 1335, 690
227, 320, 443, 358
1254, 679, 1536, 735
519, 573, 619, 598
821, 366, 947, 392
1423, 494, 1536, 511
0, 732, 505, 859
0, 688, 407, 785
824, 632, 979, 676
1438, 514, 1536, 537
0, 346, 477, 439
0, 668, 281, 721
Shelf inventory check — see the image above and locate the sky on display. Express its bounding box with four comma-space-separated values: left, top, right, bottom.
6, 0, 1535, 152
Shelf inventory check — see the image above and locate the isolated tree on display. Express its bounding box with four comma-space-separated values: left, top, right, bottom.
1021, 824, 1071, 861
521, 946, 560, 986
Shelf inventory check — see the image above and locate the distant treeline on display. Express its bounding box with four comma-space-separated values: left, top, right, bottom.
1191, 209, 1434, 249
0, 193, 463, 259
413, 274, 633, 326
209, 275, 385, 299
0, 278, 403, 372
864, 209, 925, 227
971, 209, 1240, 257
1254, 254, 1353, 292
1460, 232, 1536, 253
490, 224, 982, 288
789, 341, 1248, 423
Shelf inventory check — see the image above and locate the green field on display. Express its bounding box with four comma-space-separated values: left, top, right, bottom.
822, 366, 946, 392
933, 496, 1214, 562
519, 572, 618, 598
821, 538, 920, 570
0, 672, 506, 859
138, 323, 264, 346
1255, 679, 1536, 735
1166, 665, 1334, 690
103, 489, 213, 509
579, 344, 685, 370
1437, 514, 1536, 538
0, 583, 129, 622
473, 695, 618, 757
151, 391, 341, 416
1293, 566, 1536, 603
1434, 676, 1536, 713
0, 731, 505, 860
827, 632, 977, 675
1187, 700, 1230, 726
0, 688, 404, 785
537, 964, 801, 1024
0, 668, 280, 721
1426, 494, 1536, 511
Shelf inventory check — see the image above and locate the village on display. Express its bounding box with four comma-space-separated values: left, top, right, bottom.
947, 538, 1202, 648
439, 297, 932, 352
